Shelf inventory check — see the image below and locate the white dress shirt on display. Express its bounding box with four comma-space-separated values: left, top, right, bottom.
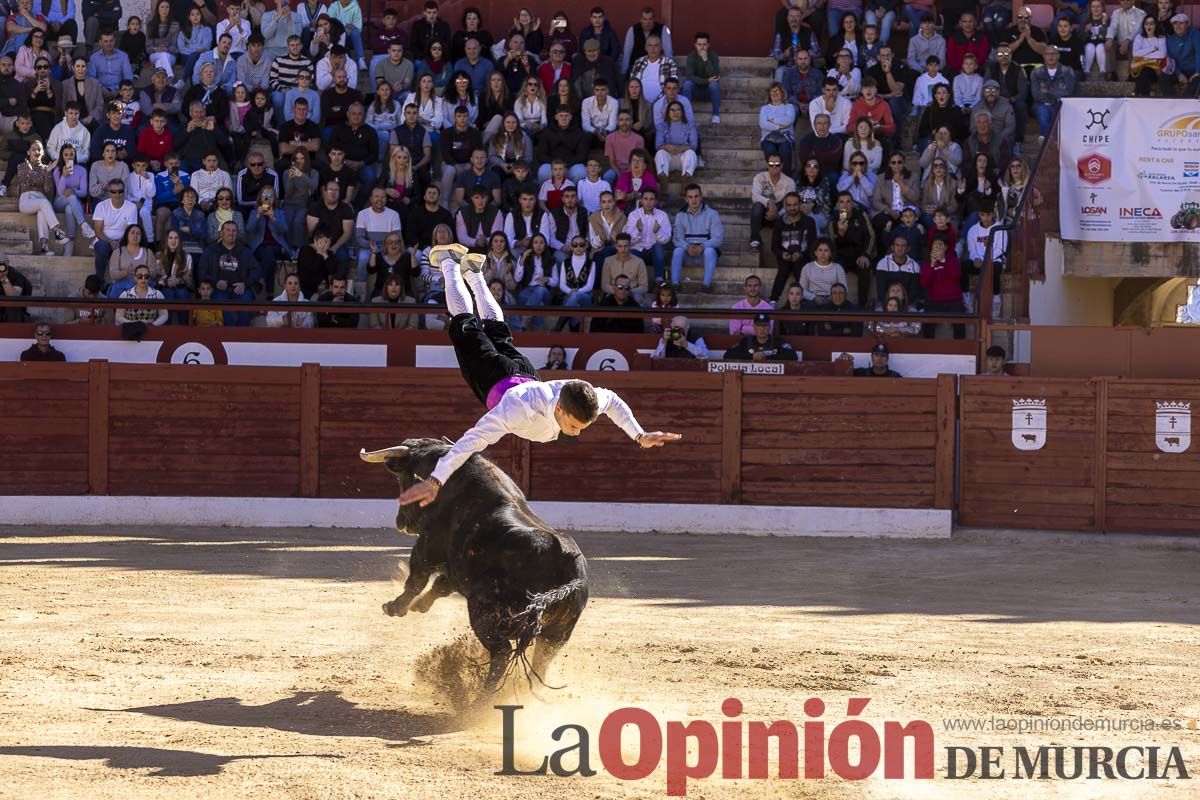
431, 380, 645, 484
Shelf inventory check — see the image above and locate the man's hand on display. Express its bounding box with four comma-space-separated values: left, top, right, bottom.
636, 431, 682, 448
399, 478, 440, 506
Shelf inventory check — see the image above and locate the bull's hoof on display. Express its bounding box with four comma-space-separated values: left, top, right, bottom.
382, 600, 409, 617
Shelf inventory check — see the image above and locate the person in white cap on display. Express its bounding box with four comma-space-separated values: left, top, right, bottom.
395, 242, 681, 507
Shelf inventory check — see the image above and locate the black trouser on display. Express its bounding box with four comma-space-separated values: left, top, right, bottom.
770, 254, 803, 301
750, 201, 775, 245
1134, 67, 1171, 97
448, 312, 538, 406
924, 299, 965, 339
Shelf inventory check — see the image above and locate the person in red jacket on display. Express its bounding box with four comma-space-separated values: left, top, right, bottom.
946, 13, 991, 75
920, 232, 965, 339
846, 78, 897, 138
136, 109, 175, 172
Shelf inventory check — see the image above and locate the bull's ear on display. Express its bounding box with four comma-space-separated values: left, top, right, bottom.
359, 446, 410, 464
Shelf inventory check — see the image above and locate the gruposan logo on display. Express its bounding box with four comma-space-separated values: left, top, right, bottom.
1077, 152, 1112, 185
1156, 113, 1200, 139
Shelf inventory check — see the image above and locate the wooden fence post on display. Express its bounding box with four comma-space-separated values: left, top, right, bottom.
87, 359, 109, 495
1093, 378, 1108, 531
299, 363, 321, 498
721, 370, 743, 504
934, 373, 956, 510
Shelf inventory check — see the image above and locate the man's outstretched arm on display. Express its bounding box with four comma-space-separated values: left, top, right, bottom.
595, 387, 683, 447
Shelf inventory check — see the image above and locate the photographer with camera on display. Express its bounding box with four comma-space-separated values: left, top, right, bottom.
650, 315, 709, 359
0, 258, 32, 322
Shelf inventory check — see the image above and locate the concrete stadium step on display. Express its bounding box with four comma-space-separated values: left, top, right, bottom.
719, 57, 777, 77
680, 265, 776, 283
8, 254, 94, 297
1076, 79, 1137, 97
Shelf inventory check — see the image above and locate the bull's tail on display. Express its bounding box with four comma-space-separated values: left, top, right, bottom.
498, 578, 586, 692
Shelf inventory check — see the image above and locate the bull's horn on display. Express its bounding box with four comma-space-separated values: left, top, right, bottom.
359, 446, 410, 463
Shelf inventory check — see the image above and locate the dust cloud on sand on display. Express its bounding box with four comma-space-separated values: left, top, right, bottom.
0, 525, 1197, 799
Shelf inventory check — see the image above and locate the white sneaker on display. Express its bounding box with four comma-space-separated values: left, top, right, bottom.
992, 297, 1002, 318
962, 292, 974, 314
428, 243, 469, 268
81, 222, 95, 240
711, 114, 720, 124
461, 253, 486, 274
0, 185, 7, 197
358, 57, 368, 71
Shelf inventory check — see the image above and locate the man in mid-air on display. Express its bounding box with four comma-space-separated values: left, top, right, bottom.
375, 243, 680, 507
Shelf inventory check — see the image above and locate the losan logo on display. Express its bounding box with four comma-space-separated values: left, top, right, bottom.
1119, 207, 1162, 219
1077, 152, 1111, 185
1080, 206, 1107, 215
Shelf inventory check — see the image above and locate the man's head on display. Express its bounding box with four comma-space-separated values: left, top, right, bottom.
783, 192, 800, 217
796, 49, 812, 70
814, 113, 830, 136
890, 235, 909, 258
555, 107, 573, 129
389, 41, 405, 62
329, 145, 345, 166
639, 188, 657, 211
861, 77, 877, 101
744, 275, 761, 300
100, 31, 115, 53
1042, 47, 1060, 67
830, 282, 848, 306
555, 380, 600, 436
33, 323, 52, 349
684, 184, 703, 211
870, 342, 889, 371
330, 274, 348, 297
752, 312, 770, 342
640, 7, 656, 31
216, 33, 232, 56
288, 35, 304, 57
985, 345, 1006, 375
960, 12, 977, 35
348, 102, 365, 127
322, 179, 341, 204
64, 101, 81, 124
221, 220, 239, 246
615, 231, 632, 256
107, 179, 125, 204
106, 101, 123, 127
518, 191, 536, 213
468, 186, 488, 210
248, 32, 264, 58
370, 186, 387, 211
293, 95, 310, 121
822, 77, 840, 101
423, 184, 440, 207
663, 76, 680, 99
423, 0, 439, 23
562, 186, 579, 209
334, 68, 348, 89
645, 35, 662, 59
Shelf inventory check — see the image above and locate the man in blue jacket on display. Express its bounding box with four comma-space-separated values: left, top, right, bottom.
1168, 14, 1200, 95
669, 183, 724, 292
199, 221, 261, 326
579, 7, 623, 63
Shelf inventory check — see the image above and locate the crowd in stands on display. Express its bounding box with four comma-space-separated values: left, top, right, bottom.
8, 0, 1185, 341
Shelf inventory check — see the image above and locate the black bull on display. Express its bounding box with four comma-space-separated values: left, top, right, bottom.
360, 438, 589, 691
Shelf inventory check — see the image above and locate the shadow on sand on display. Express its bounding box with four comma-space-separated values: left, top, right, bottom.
0, 745, 336, 777
103, 690, 465, 745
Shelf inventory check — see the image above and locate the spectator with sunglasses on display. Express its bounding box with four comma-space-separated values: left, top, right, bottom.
21, 323, 66, 361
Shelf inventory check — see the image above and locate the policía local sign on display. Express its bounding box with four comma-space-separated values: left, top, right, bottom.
1058, 98, 1200, 243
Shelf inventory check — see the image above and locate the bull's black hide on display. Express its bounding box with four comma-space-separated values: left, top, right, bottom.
361, 438, 589, 691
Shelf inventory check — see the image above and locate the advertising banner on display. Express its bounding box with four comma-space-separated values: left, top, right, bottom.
1058, 98, 1200, 242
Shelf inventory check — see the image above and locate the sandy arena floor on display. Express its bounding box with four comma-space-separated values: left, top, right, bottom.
0, 524, 1198, 800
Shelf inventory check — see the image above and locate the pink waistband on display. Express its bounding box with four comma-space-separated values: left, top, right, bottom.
486, 375, 537, 409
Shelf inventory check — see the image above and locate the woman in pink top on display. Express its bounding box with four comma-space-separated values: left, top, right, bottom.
612, 148, 659, 212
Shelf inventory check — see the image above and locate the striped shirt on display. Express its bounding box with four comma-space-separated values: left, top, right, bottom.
270, 53, 315, 91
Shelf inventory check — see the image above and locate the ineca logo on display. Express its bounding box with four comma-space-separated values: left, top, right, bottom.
1119, 208, 1162, 219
